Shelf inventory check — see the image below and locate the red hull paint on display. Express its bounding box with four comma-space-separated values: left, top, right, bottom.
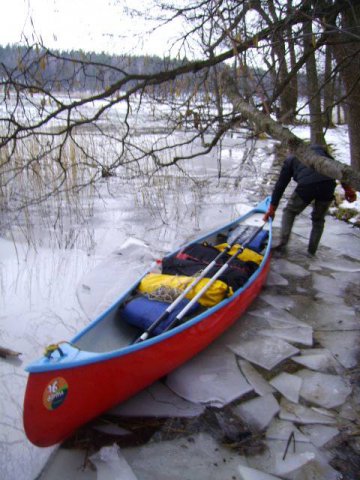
23, 257, 271, 447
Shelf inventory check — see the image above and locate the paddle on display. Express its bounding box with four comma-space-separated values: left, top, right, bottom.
133, 222, 266, 344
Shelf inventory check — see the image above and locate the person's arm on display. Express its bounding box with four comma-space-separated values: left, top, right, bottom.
264, 156, 294, 220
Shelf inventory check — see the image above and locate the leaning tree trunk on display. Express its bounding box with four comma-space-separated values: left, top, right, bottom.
332, 4, 360, 172
303, 20, 326, 145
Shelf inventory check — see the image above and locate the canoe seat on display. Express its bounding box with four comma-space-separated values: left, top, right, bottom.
121, 295, 199, 335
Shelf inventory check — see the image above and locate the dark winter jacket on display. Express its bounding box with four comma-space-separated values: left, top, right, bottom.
271, 145, 337, 207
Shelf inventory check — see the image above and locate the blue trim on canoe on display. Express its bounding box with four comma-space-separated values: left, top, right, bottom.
26, 197, 272, 373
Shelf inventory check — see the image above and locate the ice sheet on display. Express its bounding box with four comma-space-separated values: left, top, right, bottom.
299, 425, 339, 448
269, 373, 302, 403
238, 465, 282, 480
233, 394, 280, 431
228, 336, 299, 370
314, 331, 360, 368
90, 444, 138, 480
291, 349, 343, 374
296, 369, 352, 408
121, 433, 245, 480
166, 344, 253, 407
238, 360, 275, 396
265, 419, 309, 443
279, 399, 337, 425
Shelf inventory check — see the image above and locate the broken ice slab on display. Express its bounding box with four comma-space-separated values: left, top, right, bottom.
299, 425, 339, 448
228, 336, 299, 370
39, 449, 96, 479
233, 394, 280, 431
121, 432, 245, 480
279, 398, 337, 425
265, 270, 289, 287
238, 360, 275, 396
259, 293, 296, 311
239, 437, 340, 480
317, 256, 360, 272
312, 272, 347, 299
166, 343, 253, 407
249, 308, 313, 346
108, 382, 205, 418
314, 330, 360, 369
259, 325, 313, 347
270, 373, 302, 403
90, 444, 138, 480
274, 451, 315, 477
301, 299, 359, 331
296, 369, 352, 409
266, 419, 309, 443
291, 348, 343, 374
238, 465, 282, 480
271, 258, 310, 278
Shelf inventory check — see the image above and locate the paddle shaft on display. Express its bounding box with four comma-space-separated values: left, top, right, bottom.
134, 222, 265, 343
162, 224, 265, 332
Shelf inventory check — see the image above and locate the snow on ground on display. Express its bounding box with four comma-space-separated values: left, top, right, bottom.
1, 125, 360, 480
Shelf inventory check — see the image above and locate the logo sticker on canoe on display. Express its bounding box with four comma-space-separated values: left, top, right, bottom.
43, 377, 68, 410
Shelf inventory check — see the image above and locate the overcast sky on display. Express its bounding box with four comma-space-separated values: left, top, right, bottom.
1, 0, 183, 56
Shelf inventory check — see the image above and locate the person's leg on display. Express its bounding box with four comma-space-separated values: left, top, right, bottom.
277, 191, 308, 248
308, 199, 332, 255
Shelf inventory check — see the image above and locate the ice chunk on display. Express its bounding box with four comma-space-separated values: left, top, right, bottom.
272, 259, 310, 278
312, 273, 345, 298
266, 419, 309, 443
317, 257, 360, 272
108, 382, 205, 418
38, 449, 95, 479
238, 465, 282, 480
260, 325, 312, 347
291, 349, 343, 374
238, 360, 275, 396
299, 425, 339, 447
265, 271, 289, 287
279, 399, 336, 425
90, 444, 138, 480
233, 394, 280, 431
260, 294, 296, 311
166, 344, 253, 407
274, 451, 315, 476
270, 373, 302, 403
297, 369, 352, 408
228, 336, 299, 370
122, 432, 246, 479
302, 301, 358, 331
315, 331, 360, 368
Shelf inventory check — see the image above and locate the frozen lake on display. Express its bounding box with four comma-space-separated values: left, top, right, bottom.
1, 123, 359, 480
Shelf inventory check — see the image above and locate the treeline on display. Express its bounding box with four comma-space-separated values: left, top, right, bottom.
0, 43, 310, 98
0, 44, 192, 93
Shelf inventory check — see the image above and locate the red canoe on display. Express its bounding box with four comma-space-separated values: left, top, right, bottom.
23, 198, 272, 447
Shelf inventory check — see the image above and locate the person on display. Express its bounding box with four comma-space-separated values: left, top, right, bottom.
263, 145, 357, 256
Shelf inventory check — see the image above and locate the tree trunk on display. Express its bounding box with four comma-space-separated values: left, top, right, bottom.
322, 44, 335, 128
332, 5, 360, 172
304, 20, 326, 145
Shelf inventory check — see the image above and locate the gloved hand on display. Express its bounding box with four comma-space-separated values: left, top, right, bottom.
263, 204, 276, 221
342, 184, 357, 203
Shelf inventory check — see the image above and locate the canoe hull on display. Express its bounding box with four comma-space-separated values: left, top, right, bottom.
23, 256, 271, 447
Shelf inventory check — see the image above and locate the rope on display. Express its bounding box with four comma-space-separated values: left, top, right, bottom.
44, 341, 80, 359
